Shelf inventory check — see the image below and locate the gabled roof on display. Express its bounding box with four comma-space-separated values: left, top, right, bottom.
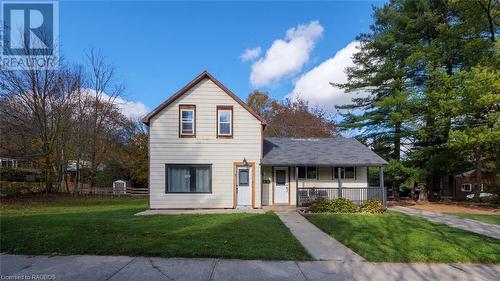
262, 137, 388, 166
142, 71, 266, 125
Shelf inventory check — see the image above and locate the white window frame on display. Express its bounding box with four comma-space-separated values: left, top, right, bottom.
461, 183, 472, 192
333, 167, 357, 180
217, 108, 232, 136
180, 108, 195, 136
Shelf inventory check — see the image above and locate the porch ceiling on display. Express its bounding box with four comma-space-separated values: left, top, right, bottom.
261, 137, 388, 167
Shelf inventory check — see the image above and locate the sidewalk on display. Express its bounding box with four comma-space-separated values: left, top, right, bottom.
275, 211, 364, 261
390, 206, 500, 240
1, 254, 499, 281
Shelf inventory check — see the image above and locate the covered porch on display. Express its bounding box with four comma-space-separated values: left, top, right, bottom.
261, 138, 388, 208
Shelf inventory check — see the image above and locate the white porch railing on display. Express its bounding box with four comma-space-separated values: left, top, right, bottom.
297, 187, 387, 208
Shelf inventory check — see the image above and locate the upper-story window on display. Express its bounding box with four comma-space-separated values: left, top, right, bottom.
179, 105, 195, 137
217, 105, 233, 138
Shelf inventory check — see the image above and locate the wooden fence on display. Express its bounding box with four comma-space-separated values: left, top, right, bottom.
77, 186, 148, 196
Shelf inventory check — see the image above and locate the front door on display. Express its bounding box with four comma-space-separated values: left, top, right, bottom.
274, 167, 289, 204
237, 167, 252, 207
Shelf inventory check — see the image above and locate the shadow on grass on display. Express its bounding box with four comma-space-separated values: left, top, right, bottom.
1, 207, 311, 261
304, 212, 500, 263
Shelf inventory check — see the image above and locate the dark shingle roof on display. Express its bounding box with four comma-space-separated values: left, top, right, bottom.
262, 137, 388, 166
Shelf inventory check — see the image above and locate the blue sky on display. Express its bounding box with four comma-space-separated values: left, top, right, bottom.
60, 1, 384, 117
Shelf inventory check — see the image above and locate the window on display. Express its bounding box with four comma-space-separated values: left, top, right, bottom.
238, 169, 249, 186
275, 169, 286, 185
297, 166, 317, 180
217, 106, 233, 137
165, 164, 211, 193
461, 184, 472, 192
179, 105, 195, 137
297, 166, 306, 179
334, 167, 356, 180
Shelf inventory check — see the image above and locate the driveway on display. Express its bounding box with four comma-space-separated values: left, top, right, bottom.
1, 255, 499, 281
390, 206, 500, 239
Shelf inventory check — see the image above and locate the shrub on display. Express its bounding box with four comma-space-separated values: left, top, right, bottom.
359, 199, 385, 213
308, 197, 333, 213
331, 198, 356, 213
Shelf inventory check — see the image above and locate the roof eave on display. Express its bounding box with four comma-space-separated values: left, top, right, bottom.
142, 70, 266, 126
260, 162, 388, 167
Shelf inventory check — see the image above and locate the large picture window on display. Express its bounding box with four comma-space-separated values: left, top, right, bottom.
333, 167, 356, 180
217, 105, 233, 138
179, 105, 195, 137
165, 164, 211, 193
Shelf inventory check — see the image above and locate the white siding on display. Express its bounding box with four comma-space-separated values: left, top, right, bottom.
149, 78, 262, 209
262, 166, 272, 206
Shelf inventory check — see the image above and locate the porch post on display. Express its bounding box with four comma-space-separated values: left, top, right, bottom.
380, 166, 386, 209
337, 167, 342, 198
295, 166, 299, 207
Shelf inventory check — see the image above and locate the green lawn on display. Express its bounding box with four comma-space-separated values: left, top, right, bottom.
304, 212, 500, 263
444, 213, 500, 226
0, 196, 310, 260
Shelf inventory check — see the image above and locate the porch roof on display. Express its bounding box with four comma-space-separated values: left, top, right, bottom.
262, 137, 388, 167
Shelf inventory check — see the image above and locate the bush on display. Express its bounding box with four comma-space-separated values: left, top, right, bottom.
359, 199, 385, 213
481, 194, 500, 205
308, 197, 333, 213
0, 181, 45, 197
331, 198, 356, 213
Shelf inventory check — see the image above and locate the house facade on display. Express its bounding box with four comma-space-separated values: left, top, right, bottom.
143, 71, 388, 209
453, 169, 494, 200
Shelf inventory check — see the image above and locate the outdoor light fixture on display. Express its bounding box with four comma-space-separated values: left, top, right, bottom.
243, 158, 248, 166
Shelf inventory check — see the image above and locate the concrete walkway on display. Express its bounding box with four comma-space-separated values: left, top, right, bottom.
390, 206, 500, 240
275, 212, 364, 261
1, 255, 499, 281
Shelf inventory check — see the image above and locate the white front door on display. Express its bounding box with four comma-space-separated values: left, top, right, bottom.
274, 167, 289, 204
237, 167, 252, 207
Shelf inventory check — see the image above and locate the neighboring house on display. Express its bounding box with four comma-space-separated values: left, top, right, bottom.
142, 71, 388, 209
0, 156, 37, 170
454, 169, 494, 200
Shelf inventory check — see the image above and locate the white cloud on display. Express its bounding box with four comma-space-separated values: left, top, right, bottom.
289, 41, 367, 110
82, 88, 149, 120
250, 21, 324, 87
240, 47, 262, 61
114, 96, 149, 120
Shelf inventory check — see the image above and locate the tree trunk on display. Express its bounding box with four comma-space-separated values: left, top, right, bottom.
474, 149, 482, 202
44, 154, 52, 195
392, 122, 401, 200
418, 176, 431, 202
74, 158, 80, 195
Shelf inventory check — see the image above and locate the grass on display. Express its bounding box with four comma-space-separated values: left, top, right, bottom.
444, 213, 500, 226
304, 212, 500, 263
0, 196, 310, 260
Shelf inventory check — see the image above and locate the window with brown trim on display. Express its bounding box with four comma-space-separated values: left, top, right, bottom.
179, 105, 196, 137
217, 105, 233, 138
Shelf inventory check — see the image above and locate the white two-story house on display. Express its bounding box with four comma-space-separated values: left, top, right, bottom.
143, 71, 388, 209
